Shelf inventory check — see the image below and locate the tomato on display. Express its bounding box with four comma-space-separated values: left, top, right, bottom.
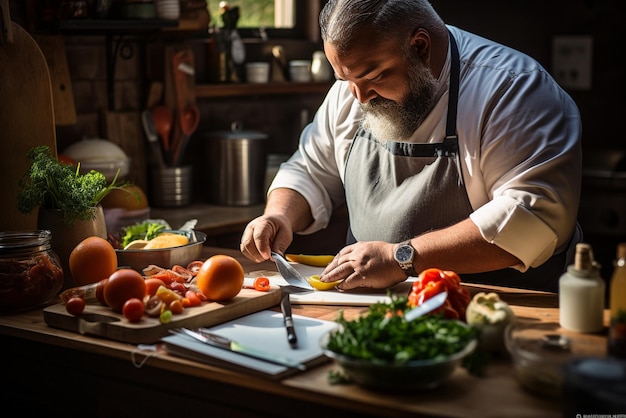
169, 299, 184, 315
103, 269, 147, 313
122, 298, 145, 322
167, 281, 187, 295
195, 255, 244, 301
66, 297, 85, 316
187, 260, 204, 275
144, 278, 166, 297
160, 309, 173, 324
96, 278, 108, 305
182, 290, 202, 307
253, 277, 270, 292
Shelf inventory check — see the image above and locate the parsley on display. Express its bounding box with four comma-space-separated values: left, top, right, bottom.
17, 146, 126, 226
326, 295, 477, 364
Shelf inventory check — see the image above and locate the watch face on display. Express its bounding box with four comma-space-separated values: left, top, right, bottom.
395, 245, 414, 263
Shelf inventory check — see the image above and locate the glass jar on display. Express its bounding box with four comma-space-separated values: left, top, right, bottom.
0, 230, 64, 312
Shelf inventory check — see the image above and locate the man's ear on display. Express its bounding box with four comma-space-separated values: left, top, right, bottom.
410, 28, 431, 61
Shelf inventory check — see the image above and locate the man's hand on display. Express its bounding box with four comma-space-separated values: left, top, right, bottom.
240, 214, 293, 263
319, 241, 407, 290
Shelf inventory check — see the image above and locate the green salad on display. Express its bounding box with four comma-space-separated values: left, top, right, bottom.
326, 295, 476, 364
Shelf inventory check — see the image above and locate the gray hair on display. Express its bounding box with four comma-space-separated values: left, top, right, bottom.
320, 0, 445, 54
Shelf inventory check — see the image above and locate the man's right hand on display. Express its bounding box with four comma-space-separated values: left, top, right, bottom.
240, 214, 294, 263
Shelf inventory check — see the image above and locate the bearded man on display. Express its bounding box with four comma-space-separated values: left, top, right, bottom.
239, 0, 582, 293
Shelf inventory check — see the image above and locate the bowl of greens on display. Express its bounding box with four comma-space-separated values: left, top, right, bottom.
321, 296, 477, 391
113, 220, 206, 272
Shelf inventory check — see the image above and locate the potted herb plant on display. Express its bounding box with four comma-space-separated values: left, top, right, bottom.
17, 145, 127, 287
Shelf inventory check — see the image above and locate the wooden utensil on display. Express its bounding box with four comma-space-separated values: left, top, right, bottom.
151, 105, 173, 164
171, 104, 200, 167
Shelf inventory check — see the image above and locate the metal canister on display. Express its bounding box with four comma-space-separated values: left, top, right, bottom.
205, 122, 268, 206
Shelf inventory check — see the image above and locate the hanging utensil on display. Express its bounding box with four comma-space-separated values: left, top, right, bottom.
141, 110, 166, 168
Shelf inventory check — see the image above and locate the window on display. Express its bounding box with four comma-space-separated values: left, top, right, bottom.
207, 0, 311, 39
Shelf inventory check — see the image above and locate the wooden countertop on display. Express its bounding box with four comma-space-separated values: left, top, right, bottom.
0, 246, 610, 417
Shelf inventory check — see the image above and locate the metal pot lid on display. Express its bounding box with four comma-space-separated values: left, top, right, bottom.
206, 121, 268, 140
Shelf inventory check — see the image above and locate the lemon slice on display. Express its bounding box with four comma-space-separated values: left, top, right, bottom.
307, 275, 343, 291
286, 254, 335, 267
143, 233, 189, 249
123, 239, 149, 250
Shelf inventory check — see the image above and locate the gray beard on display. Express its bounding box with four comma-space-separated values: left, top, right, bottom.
361, 60, 437, 142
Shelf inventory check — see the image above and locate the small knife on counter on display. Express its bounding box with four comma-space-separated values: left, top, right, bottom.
171, 328, 306, 371
281, 294, 298, 348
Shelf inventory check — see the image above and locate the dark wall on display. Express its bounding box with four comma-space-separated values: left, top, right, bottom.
431, 0, 625, 154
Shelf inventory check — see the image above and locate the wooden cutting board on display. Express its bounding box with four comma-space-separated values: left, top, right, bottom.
43, 287, 282, 344
0, 20, 57, 231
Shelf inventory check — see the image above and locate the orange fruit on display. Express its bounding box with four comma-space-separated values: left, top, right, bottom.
195, 255, 244, 301
69, 236, 118, 286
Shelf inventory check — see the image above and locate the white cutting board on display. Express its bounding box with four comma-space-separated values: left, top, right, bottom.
247, 264, 416, 306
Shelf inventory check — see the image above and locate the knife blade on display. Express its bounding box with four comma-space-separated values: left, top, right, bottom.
404, 291, 448, 322
281, 294, 298, 348
271, 251, 315, 290
172, 328, 306, 371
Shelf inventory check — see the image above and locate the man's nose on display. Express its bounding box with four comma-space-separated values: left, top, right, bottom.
350, 81, 377, 103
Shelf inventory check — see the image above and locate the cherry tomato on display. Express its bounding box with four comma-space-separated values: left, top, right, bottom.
169, 299, 184, 315
182, 290, 202, 307
144, 278, 166, 297
160, 309, 173, 324
66, 297, 85, 316
187, 260, 204, 275
122, 298, 145, 322
253, 277, 270, 292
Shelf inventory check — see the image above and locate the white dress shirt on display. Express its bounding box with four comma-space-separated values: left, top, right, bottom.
269, 25, 582, 271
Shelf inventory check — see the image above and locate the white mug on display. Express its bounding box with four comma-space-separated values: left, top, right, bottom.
311, 51, 332, 82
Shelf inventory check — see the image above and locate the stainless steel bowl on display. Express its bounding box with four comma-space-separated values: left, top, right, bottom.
115, 231, 206, 272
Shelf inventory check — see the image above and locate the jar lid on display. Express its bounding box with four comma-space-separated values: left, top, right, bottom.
206, 121, 268, 141
505, 321, 606, 365
0, 230, 52, 255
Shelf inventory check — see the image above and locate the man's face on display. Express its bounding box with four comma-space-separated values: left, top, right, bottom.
325, 38, 438, 141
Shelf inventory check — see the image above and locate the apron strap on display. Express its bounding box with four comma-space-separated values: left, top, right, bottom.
445, 30, 460, 142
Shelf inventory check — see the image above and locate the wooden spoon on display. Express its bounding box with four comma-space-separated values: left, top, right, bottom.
151, 105, 173, 161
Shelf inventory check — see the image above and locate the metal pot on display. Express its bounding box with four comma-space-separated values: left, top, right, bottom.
205, 122, 268, 206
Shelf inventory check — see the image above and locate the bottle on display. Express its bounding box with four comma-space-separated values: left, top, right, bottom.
559, 243, 605, 333
608, 243, 626, 358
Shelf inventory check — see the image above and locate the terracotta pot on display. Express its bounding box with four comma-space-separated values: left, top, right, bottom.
37, 205, 107, 289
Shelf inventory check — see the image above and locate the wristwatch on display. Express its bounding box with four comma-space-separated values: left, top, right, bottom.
394, 240, 418, 277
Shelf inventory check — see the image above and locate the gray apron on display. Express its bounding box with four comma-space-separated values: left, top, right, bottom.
344, 32, 567, 292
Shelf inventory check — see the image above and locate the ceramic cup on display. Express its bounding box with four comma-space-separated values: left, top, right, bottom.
311, 51, 333, 82
246, 62, 270, 84
289, 60, 312, 83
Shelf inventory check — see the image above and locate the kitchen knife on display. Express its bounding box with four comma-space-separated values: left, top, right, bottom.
405, 291, 449, 322
280, 294, 298, 348
271, 251, 315, 290
172, 328, 306, 371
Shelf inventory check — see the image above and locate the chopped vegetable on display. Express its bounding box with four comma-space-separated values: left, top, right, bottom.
466, 292, 516, 352
326, 294, 476, 364
408, 268, 471, 320
253, 277, 270, 292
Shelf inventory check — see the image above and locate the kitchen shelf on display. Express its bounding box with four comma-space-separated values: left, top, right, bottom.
195, 81, 333, 98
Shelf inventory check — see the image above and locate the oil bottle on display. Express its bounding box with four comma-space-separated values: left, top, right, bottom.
608, 243, 626, 358
559, 243, 605, 333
